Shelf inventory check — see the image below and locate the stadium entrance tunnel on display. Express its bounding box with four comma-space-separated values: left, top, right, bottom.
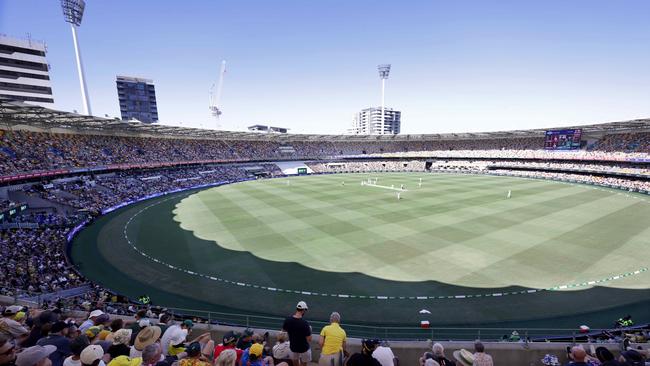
71, 173, 650, 327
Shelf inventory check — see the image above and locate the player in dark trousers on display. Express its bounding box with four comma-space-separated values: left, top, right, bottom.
281, 301, 312, 366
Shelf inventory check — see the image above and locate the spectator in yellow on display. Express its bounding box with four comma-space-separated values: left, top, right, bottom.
318, 312, 346, 366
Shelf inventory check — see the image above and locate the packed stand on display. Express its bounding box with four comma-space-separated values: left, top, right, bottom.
0, 228, 84, 296
1, 165, 263, 298
2, 129, 650, 177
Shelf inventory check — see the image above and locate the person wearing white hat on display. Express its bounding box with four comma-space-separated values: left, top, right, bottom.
16, 345, 57, 366
79, 312, 104, 333
0, 306, 29, 341
452, 349, 474, 366
281, 301, 311, 366
80, 345, 104, 366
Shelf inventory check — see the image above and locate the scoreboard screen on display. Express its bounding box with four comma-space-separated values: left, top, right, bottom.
544, 129, 582, 150
297, 167, 307, 175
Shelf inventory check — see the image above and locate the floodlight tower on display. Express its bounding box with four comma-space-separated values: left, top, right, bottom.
377, 64, 391, 135
61, 0, 92, 115
209, 60, 227, 128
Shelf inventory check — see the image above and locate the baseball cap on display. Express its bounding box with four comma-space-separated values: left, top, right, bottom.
80, 345, 104, 365
89, 310, 104, 318
3, 305, 22, 316
249, 343, 263, 358
186, 342, 201, 357
16, 345, 57, 366
296, 301, 308, 310
182, 320, 193, 328
222, 331, 237, 345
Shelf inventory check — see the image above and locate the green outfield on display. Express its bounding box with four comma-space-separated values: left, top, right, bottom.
72, 173, 650, 327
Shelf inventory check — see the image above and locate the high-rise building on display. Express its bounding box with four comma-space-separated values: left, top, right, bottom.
348, 107, 401, 135
116, 76, 158, 123
0, 35, 54, 106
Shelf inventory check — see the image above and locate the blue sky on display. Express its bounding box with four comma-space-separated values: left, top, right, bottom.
2, 0, 650, 134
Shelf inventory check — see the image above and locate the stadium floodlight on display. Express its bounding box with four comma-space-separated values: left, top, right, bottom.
61, 0, 92, 115
377, 64, 391, 135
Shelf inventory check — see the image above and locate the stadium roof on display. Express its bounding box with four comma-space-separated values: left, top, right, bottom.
2, 99, 650, 141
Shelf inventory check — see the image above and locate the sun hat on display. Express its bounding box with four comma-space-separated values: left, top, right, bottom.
296, 301, 308, 310
248, 344, 263, 358
80, 345, 104, 365
168, 328, 188, 347
134, 326, 161, 350
452, 349, 475, 366
3, 305, 22, 316
15, 345, 57, 366
89, 310, 104, 318
107, 355, 143, 366
112, 329, 133, 346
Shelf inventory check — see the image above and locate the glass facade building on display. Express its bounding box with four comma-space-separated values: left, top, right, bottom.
116, 75, 158, 123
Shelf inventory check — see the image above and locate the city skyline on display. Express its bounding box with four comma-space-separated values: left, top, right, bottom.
1, 0, 650, 134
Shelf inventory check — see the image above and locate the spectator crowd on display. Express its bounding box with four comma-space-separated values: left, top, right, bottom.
0, 301, 648, 366
1, 130, 650, 177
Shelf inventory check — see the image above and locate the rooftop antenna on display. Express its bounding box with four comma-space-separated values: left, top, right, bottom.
209, 60, 226, 129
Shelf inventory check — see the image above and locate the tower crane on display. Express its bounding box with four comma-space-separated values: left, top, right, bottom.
209, 60, 226, 128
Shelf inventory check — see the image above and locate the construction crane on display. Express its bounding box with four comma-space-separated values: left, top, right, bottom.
209, 60, 226, 127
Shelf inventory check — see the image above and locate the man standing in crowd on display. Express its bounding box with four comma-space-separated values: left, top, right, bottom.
282, 301, 311, 366
318, 312, 346, 366
36, 322, 71, 366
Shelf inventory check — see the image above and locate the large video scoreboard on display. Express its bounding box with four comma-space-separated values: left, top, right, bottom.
544, 129, 582, 150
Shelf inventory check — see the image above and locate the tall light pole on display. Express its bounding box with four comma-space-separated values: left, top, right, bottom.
377, 64, 391, 135
61, 0, 91, 115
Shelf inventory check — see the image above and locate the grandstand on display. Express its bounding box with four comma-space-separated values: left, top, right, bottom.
1, 99, 649, 365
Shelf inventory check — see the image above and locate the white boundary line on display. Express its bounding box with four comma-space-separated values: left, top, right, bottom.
119, 175, 650, 300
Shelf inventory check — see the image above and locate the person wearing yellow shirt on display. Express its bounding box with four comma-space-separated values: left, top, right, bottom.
318, 312, 347, 366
